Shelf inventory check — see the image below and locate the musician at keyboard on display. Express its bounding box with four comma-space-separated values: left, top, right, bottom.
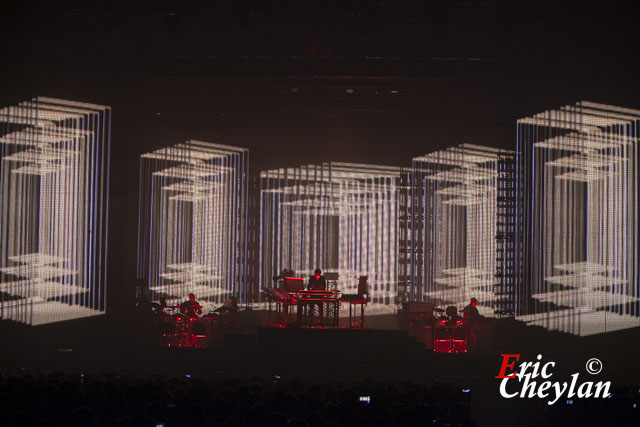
306, 268, 326, 325
308, 268, 327, 290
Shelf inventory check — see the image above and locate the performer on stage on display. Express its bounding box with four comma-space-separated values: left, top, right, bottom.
308, 268, 327, 290
180, 293, 203, 318
307, 268, 326, 325
153, 298, 168, 315
214, 295, 239, 314
462, 298, 480, 351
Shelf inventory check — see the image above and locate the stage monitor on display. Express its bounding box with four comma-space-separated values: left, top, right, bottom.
282, 277, 304, 292
324, 272, 339, 281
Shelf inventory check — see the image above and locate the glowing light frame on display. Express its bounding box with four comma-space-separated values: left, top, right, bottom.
517, 101, 640, 335
407, 144, 514, 316
259, 163, 402, 312
137, 141, 249, 306
0, 97, 111, 325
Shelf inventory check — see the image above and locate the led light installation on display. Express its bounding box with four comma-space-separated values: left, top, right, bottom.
517, 102, 640, 335
137, 141, 249, 306
407, 144, 515, 316
0, 97, 111, 325
260, 163, 401, 313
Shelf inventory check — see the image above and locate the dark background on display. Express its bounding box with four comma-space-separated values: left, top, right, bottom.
0, 0, 639, 325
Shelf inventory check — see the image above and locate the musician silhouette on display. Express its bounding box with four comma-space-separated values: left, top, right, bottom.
307, 268, 326, 325
308, 268, 327, 290
180, 293, 203, 318
462, 298, 481, 351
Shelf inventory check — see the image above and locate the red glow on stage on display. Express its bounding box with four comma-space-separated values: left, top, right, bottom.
433, 339, 467, 354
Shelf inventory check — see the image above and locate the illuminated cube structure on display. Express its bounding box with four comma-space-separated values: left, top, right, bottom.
405, 144, 515, 317
0, 97, 111, 325
259, 163, 401, 313
517, 101, 640, 335
137, 141, 249, 306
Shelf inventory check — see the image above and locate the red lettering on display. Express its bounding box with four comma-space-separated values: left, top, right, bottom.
495, 354, 520, 378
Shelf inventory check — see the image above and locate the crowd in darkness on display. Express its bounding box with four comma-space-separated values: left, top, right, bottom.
0, 371, 638, 426
0, 372, 474, 426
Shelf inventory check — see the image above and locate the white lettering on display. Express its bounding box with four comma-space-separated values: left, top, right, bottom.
548, 381, 568, 405
541, 361, 555, 379
567, 373, 579, 398
531, 354, 543, 378
593, 381, 611, 398
499, 378, 518, 398
520, 374, 537, 398
498, 358, 611, 406
537, 381, 551, 398
517, 361, 533, 380
577, 381, 593, 398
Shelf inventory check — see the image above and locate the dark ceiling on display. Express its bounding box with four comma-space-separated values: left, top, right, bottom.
2, 1, 638, 69
2, 0, 638, 163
